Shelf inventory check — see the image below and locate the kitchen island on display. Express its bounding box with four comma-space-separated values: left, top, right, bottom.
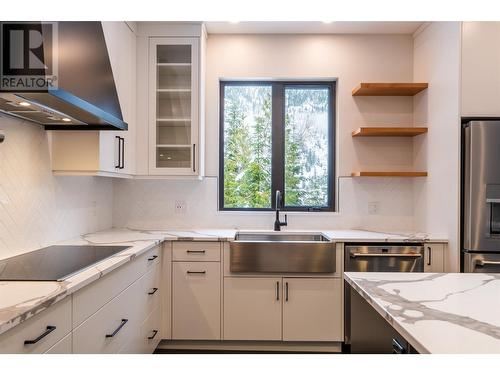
344, 272, 500, 353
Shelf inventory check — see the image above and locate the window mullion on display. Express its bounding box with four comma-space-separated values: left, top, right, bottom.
271, 83, 285, 210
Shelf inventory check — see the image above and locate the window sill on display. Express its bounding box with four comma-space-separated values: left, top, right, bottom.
216, 210, 341, 216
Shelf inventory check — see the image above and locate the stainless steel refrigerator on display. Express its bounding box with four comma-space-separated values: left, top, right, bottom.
463, 120, 500, 272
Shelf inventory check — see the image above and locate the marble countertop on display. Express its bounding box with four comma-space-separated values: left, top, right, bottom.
322, 229, 447, 243
344, 272, 500, 354
0, 227, 447, 337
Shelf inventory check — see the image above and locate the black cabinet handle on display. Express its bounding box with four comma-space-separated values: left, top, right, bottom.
285, 282, 289, 302
276, 281, 280, 301
24, 325, 56, 345
186, 250, 206, 254
105, 319, 128, 338
147, 255, 158, 261
120, 137, 125, 169
187, 271, 206, 274
392, 338, 407, 354
427, 246, 432, 266
192, 143, 196, 172
148, 287, 159, 295
115, 136, 121, 169
148, 330, 159, 340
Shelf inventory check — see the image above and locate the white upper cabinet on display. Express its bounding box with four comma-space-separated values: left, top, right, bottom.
135, 23, 205, 178
462, 22, 500, 116
50, 21, 136, 177
149, 38, 199, 176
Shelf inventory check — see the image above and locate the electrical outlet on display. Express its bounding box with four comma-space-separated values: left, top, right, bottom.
368, 201, 380, 215
175, 200, 187, 214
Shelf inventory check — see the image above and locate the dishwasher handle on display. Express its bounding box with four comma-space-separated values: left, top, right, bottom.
350, 253, 422, 258
476, 259, 500, 267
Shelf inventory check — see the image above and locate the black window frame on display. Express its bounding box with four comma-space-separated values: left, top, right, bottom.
219, 80, 336, 212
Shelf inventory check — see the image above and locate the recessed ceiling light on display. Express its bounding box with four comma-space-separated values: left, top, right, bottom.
18, 101, 31, 107
322, 21, 333, 24
167, 156, 172, 160
61, 118, 72, 122
229, 21, 239, 24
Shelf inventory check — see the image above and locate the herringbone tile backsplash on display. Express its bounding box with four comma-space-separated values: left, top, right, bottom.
0, 114, 113, 260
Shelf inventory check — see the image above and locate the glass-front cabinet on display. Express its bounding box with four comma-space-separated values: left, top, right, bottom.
149, 37, 199, 175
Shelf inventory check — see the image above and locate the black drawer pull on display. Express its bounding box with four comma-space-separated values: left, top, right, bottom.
148, 330, 159, 340
392, 338, 407, 354
186, 271, 206, 274
24, 325, 56, 345
147, 255, 158, 261
148, 287, 159, 295
186, 250, 206, 254
105, 319, 128, 338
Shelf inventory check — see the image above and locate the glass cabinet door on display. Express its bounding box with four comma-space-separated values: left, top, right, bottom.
149, 38, 198, 175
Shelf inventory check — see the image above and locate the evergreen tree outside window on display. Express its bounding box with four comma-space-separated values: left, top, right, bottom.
219, 81, 335, 211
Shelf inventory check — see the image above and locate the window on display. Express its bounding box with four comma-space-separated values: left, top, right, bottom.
219, 81, 335, 211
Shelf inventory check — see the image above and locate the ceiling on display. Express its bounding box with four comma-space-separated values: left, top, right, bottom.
204, 21, 424, 35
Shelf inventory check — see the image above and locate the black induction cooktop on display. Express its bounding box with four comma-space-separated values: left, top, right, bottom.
0, 245, 130, 281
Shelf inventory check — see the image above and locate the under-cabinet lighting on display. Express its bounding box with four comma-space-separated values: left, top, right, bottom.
18, 101, 31, 107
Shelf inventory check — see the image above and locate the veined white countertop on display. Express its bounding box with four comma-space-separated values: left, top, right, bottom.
0, 227, 447, 337
344, 272, 500, 354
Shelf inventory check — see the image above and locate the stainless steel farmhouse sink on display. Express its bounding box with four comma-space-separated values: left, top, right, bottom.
230, 232, 336, 273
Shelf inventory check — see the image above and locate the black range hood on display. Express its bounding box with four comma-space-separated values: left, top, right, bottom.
0, 21, 127, 130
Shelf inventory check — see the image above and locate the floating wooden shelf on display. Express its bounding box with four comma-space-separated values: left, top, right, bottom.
351, 171, 428, 177
352, 83, 428, 96
352, 127, 428, 137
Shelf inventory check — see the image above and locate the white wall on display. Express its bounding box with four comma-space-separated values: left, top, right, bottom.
412, 22, 461, 271
0, 114, 113, 260
114, 33, 418, 232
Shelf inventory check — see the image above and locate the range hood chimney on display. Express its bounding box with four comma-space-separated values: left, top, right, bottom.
0, 21, 127, 130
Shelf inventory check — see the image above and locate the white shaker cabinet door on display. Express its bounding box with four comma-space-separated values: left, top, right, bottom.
462, 22, 500, 117
223, 277, 282, 341
282, 278, 342, 342
423, 243, 445, 272
172, 262, 221, 340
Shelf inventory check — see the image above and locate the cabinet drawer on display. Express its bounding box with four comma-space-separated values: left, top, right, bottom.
173, 242, 220, 262
138, 263, 161, 320
73, 278, 141, 354
73, 245, 160, 327
0, 297, 71, 354
172, 262, 221, 340
141, 306, 162, 353
44, 333, 72, 354
120, 306, 161, 354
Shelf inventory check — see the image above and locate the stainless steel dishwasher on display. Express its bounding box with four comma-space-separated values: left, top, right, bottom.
344, 243, 424, 352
